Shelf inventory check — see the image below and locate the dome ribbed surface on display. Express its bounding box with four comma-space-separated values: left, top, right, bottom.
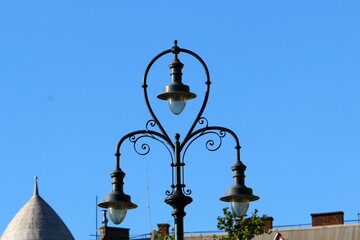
1, 180, 74, 240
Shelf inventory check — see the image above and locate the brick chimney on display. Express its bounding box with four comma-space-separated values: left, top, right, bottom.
263, 217, 274, 230
100, 226, 130, 240
157, 223, 170, 236
311, 211, 344, 227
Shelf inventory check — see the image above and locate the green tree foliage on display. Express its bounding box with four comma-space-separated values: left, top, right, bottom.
216, 208, 271, 240
155, 233, 174, 240
154, 228, 175, 240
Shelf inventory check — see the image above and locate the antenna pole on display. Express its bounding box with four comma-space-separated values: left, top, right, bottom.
96, 196, 99, 240
146, 166, 152, 233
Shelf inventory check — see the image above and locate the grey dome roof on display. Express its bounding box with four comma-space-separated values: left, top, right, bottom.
1, 178, 74, 240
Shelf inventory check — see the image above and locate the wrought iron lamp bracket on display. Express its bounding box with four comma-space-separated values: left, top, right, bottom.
115, 128, 174, 166
99, 43, 259, 240
181, 123, 242, 165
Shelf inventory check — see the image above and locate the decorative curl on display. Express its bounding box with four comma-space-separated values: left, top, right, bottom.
146, 119, 157, 131
219, 130, 226, 137
198, 117, 209, 128
129, 135, 151, 155
184, 188, 192, 196
204, 130, 226, 151
165, 189, 174, 196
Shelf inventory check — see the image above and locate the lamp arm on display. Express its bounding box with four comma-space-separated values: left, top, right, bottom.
115, 129, 174, 166
181, 126, 241, 162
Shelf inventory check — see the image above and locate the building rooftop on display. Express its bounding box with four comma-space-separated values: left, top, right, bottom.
178, 223, 360, 240
252, 223, 360, 240
181, 211, 360, 240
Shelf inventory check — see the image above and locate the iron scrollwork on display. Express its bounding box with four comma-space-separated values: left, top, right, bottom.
128, 134, 152, 156
122, 120, 174, 161
181, 117, 228, 163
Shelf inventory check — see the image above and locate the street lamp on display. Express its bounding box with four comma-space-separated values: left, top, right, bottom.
157, 44, 196, 115
99, 41, 259, 240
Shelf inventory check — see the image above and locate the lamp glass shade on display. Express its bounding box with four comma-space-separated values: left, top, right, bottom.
168, 96, 187, 115
108, 208, 127, 225
230, 199, 249, 218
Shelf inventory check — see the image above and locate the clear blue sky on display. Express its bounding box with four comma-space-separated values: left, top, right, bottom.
1, 1, 360, 240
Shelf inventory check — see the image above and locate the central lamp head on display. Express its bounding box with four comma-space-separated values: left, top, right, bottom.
157, 43, 196, 115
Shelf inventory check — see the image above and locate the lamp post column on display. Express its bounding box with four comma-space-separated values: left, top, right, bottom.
165, 133, 192, 240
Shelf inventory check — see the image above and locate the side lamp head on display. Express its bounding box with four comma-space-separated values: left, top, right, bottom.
220, 161, 259, 218
220, 187, 259, 218
98, 192, 137, 225
98, 166, 137, 225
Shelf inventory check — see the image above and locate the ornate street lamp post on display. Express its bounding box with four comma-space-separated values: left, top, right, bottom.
99, 41, 259, 240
